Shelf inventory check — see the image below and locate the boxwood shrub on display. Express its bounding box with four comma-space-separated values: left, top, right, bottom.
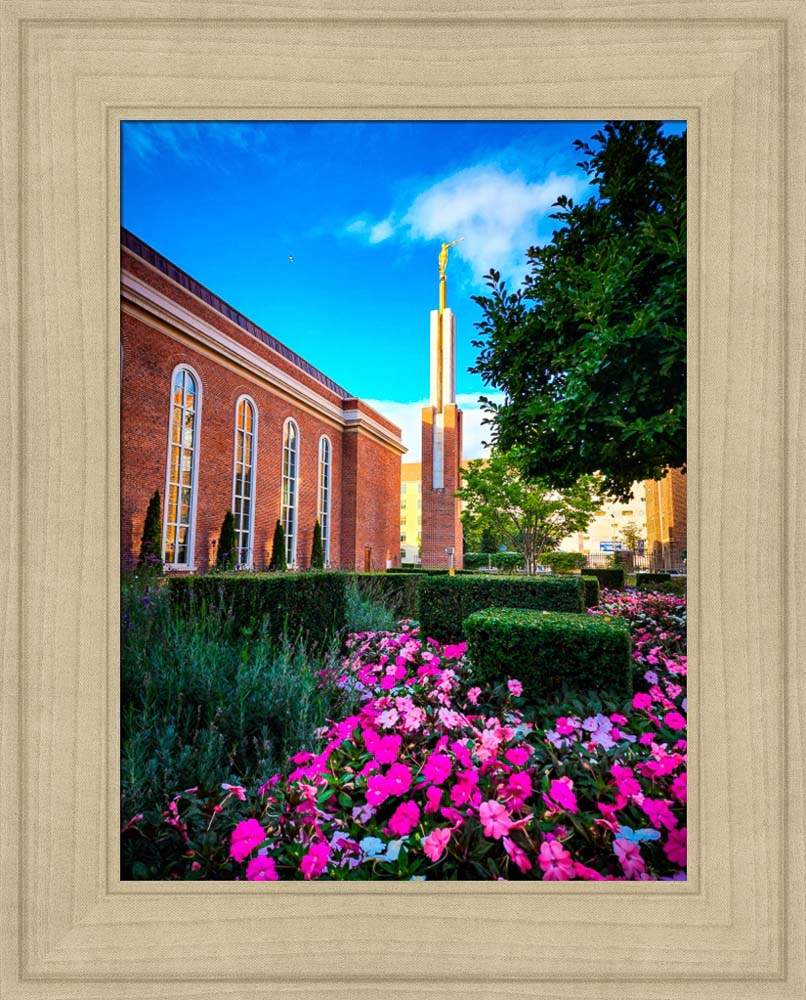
167, 572, 348, 648
635, 572, 673, 591
581, 575, 600, 608
416, 574, 584, 644
582, 567, 626, 591
464, 607, 632, 702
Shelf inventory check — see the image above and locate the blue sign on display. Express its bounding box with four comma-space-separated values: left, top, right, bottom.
600, 541, 623, 552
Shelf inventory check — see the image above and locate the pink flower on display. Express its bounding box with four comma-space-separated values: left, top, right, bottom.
664, 827, 687, 866
366, 773, 390, 807
614, 838, 646, 879
610, 764, 642, 798
300, 841, 330, 880
633, 692, 653, 710
230, 819, 266, 862
246, 855, 279, 881
663, 711, 686, 731
642, 797, 678, 831
424, 785, 443, 814
507, 678, 523, 697
388, 800, 420, 836
385, 762, 413, 797
422, 752, 452, 785
479, 800, 513, 840
547, 777, 578, 814
505, 746, 531, 766
671, 772, 687, 804
466, 686, 482, 705
503, 835, 532, 873
506, 771, 533, 808
539, 839, 575, 880
221, 782, 247, 801
422, 827, 452, 862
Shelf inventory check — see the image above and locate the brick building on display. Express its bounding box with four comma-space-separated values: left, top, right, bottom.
644, 468, 687, 571
121, 229, 405, 572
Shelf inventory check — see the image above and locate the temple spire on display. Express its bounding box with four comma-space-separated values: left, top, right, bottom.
436, 238, 462, 412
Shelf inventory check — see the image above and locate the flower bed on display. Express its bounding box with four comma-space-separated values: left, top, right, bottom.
122, 590, 686, 881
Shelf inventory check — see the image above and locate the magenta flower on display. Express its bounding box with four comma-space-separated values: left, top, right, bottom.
300, 841, 330, 880
663, 711, 686, 731
366, 773, 390, 807
385, 762, 413, 797
230, 818, 266, 862
664, 827, 687, 866
479, 800, 513, 840
641, 797, 678, 831
632, 692, 653, 710
507, 678, 523, 697
424, 785, 443, 814
466, 686, 482, 705
547, 777, 578, 814
505, 746, 531, 767
388, 800, 420, 836
422, 827, 451, 862
539, 839, 575, 880
246, 855, 279, 881
503, 835, 532, 873
422, 752, 452, 786
671, 771, 688, 804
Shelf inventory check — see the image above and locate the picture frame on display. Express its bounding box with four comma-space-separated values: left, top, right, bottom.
1, 2, 803, 997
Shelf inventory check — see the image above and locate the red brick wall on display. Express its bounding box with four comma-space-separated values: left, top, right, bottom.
121, 253, 402, 572
420, 403, 463, 569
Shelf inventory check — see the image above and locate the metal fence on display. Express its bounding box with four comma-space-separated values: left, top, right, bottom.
583, 551, 687, 574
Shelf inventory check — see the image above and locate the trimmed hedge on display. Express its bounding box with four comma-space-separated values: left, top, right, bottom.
651, 577, 687, 597
581, 575, 600, 608
167, 572, 348, 648
635, 572, 673, 591
464, 607, 632, 702
582, 567, 626, 591
464, 551, 525, 572
416, 574, 585, 644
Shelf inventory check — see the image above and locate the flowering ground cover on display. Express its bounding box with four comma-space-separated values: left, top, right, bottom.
122, 589, 686, 881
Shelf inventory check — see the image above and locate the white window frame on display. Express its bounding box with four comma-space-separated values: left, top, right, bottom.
317, 434, 332, 566
231, 394, 258, 569
281, 417, 300, 568
162, 363, 202, 570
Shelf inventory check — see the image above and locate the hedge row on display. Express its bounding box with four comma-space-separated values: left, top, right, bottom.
538, 551, 587, 573
416, 574, 585, 644
582, 567, 626, 591
635, 573, 672, 591
167, 572, 348, 648
581, 575, 600, 608
464, 607, 633, 702
352, 572, 421, 620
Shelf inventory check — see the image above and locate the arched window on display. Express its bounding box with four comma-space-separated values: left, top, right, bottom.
281, 418, 299, 567
318, 435, 332, 566
232, 396, 257, 567
164, 365, 201, 567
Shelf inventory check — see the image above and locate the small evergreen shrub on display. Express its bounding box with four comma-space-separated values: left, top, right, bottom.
635, 573, 673, 591
650, 577, 686, 596
310, 519, 324, 570
354, 573, 420, 620
417, 574, 585, 644
137, 490, 163, 573
539, 551, 587, 573
269, 520, 287, 572
462, 552, 524, 572
464, 607, 632, 701
581, 575, 600, 608
582, 567, 626, 591
216, 510, 237, 570
167, 572, 348, 648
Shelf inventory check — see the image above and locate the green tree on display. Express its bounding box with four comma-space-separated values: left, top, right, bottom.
310, 519, 325, 570
269, 520, 287, 572
137, 490, 163, 573
456, 450, 601, 575
216, 510, 237, 570
619, 520, 644, 553
480, 526, 499, 554
471, 121, 686, 501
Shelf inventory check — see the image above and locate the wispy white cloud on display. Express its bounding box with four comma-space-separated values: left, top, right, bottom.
364, 393, 504, 463
122, 121, 275, 167
342, 162, 586, 285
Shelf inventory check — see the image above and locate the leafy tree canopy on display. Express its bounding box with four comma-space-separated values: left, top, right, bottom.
471, 121, 686, 501
456, 450, 602, 575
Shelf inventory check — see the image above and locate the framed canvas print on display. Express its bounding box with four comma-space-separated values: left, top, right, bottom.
1, 2, 803, 998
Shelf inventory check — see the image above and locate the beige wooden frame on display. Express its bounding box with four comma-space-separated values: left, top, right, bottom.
1, 2, 803, 998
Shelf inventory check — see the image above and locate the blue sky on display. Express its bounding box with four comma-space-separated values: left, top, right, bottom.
122, 120, 685, 460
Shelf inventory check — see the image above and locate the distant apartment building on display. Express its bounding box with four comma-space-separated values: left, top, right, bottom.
400, 462, 422, 563
559, 482, 648, 558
